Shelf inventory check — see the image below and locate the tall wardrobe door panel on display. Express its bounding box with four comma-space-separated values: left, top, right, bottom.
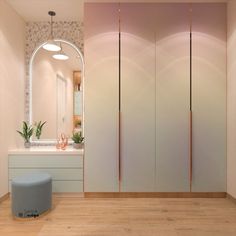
156, 4, 190, 192
192, 4, 226, 192
84, 3, 119, 192
120, 4, 156, 192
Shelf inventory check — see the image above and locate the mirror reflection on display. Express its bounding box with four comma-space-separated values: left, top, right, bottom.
31, 40, 83, 141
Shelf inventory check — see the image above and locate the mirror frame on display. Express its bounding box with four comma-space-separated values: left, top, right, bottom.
29, 39, 84, 144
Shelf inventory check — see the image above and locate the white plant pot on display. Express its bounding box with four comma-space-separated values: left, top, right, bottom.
73, 143, 83, 149
24, 142, 31, 148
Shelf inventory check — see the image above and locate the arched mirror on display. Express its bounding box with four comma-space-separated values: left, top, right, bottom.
29, 39, 84, 143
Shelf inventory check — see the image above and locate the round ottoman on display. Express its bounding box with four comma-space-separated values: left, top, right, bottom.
11, 172, 52, 218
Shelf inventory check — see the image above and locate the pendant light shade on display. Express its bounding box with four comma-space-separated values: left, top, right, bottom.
52, 51, 69, 60
43, 11, 61, 52
43, 40, 61, 52
52, 43, 69, 60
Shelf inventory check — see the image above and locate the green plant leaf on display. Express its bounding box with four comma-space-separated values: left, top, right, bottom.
40, 121, 46, 129
17, 121, 34, 143
17, 130, 25, 138
35, 121, 46, 139
71, 131, 84, 144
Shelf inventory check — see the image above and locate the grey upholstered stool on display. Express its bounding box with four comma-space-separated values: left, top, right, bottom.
11, 172, 52, 218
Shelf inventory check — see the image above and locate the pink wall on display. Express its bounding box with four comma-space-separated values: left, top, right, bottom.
0, 0, 25, 197
227, 0, 236, 199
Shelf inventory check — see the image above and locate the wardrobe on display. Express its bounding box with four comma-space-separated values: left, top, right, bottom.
84, 3, 226, 193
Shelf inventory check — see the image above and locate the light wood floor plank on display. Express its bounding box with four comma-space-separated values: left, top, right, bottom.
0, 196, 236, 236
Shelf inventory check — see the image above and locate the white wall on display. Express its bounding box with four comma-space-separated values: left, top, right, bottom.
0, 0, 25, 197
227, 0, 236, 198
32, 49, 74, 139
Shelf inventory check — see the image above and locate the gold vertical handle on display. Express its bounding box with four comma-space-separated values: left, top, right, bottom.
118, 111, 121, 191
118, 3, 121, 192
189, 4, 193, 192
189, 111, 193, 192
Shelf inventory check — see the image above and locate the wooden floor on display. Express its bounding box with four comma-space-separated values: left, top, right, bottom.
1, 195, 236, 236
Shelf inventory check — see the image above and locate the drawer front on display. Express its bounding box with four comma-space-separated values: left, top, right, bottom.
53, 181, 83, 192
9, 168, 83, 181
9, 155, 83, 168
9, 180, 83, 193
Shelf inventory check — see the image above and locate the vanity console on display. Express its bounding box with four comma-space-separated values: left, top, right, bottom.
8, 148, 84, 193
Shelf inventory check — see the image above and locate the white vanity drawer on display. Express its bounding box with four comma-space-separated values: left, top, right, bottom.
9, 180, 83, 193
52, 181, 83, 192
9, 155, 83, 168
9, 168, 83, 181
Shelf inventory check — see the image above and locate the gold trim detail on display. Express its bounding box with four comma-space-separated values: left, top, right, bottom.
190, 111, 193, 192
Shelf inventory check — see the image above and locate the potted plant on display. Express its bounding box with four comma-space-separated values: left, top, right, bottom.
17, 121, 34, 148
75, 120, 81, 128
71, 132, 84, 149
35, 121, 46, 139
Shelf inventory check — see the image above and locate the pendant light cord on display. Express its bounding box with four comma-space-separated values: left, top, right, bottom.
50, 14, 53, 39
48, 11, 56, 40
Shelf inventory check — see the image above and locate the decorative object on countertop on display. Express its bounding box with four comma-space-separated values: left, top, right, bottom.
35, 121, 46, 140
72, 131, 84, 149
56, 133, 69, 150
75, 119, 81, 128
17, 121, 34, 148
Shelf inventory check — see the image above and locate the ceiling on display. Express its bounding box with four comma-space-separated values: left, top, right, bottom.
6, 0, 228, 22
6, 0, 84, 21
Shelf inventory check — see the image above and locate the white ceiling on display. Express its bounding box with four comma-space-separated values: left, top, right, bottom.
6, 0, 84, 21
6, 0, 228, 22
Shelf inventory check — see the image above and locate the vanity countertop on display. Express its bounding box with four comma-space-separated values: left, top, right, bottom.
8, 146, 84, 156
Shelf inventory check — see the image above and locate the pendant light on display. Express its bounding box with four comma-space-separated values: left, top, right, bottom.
52, 43, 69, 60
43, 11, 61, 52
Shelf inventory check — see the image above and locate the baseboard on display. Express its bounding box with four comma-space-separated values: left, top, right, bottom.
84, 192, 226, 198
227, 193, 236, 204
52, 193, 84, 198
5, 192, 227, 199
0, 193, 9, 203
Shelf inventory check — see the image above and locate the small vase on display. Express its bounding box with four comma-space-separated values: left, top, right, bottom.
24, 142, 31, 148
73, 143, 83, 149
